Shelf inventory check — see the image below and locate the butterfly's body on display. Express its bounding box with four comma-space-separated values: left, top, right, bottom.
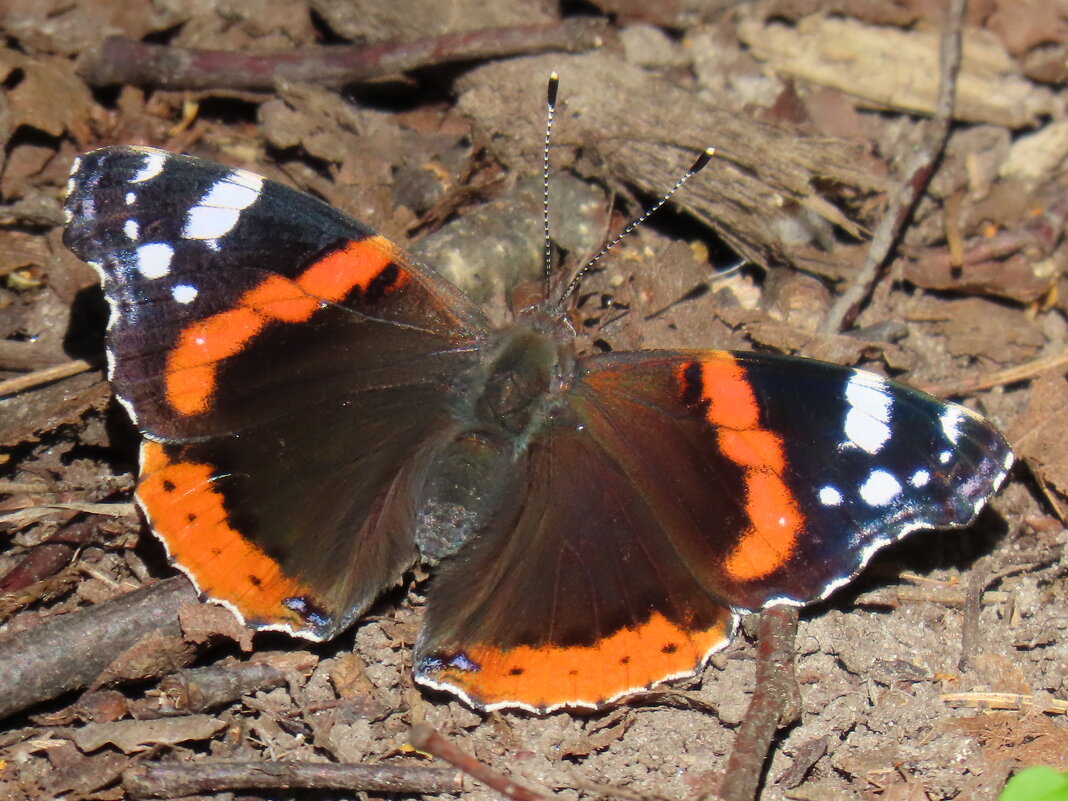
416, 314, 575, 563
64, 145, 1012, 713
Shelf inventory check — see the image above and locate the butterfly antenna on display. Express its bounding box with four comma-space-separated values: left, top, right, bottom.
552, 147, 715, 314
542, 72, 559, 298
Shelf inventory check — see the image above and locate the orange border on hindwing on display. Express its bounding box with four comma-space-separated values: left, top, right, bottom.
426, 611, 733, 712
138, 440, 323, 631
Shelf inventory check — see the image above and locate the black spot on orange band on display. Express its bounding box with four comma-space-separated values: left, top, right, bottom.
138, 440, 324, 633
423, 610, 732, 711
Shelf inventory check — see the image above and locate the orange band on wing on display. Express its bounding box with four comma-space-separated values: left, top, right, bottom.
164, 236, 403, 416
680, 355, 803, 580
696, 354, 761, 429
296, 238, 407, 300
138, 440, 318, 631
424, 610, 732, 712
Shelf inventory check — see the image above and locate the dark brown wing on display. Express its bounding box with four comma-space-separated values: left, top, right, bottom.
415, 350, 1011, 711
64, 146, 492, 638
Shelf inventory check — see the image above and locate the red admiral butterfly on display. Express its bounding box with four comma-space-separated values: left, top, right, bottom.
64, 131, 1011, 713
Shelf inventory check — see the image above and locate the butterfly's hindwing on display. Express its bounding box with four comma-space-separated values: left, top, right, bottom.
414, 349, 1011, 711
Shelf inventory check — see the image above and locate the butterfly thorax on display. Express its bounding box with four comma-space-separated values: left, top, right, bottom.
477, 309, 576, 439
413, 310, 575, 563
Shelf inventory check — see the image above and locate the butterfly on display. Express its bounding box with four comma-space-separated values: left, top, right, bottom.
63, 139, 1012, 713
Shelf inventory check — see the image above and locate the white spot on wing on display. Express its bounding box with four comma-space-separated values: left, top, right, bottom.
124, 219, 139, 240
229, 168, 264, 192
843, 372, 893, 454
172, 284, 198, 304
125, 192, 137, 206
818, 486, 843, 506
181, 172, 264, 241
199, 177, 260, 211
183, 206, 241, 240
135, 242, 174, 279
844, 410, 891, 454
859, 469, 902, 507
130, 151, 165, 183
940, 406, 965, 444
910, 469, 931, 488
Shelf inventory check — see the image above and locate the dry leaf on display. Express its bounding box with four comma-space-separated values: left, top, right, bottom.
71, 715, 226, 754
1007, 372, 1068, 498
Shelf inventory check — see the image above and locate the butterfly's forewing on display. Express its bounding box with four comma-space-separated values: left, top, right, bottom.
415, 350, 1012, 711
64, 147, 492, 638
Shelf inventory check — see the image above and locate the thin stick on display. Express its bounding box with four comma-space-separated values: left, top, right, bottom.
708, 605, 800, 801
820, 0, 966, 333
941, 691, 1068, 715
0, 359, 94, 397
410, 724, 548, 801
957, 572, 985, 672
124, 761, 462, 798
79, 22, 607, 90
918, 347, 1068, 398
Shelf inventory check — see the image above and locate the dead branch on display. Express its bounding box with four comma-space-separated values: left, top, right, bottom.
123, 760, 463, 798
78, 20, 609, 91
0, 576, 197, 721
710, 605, 801, 801
411, 724, 548, 801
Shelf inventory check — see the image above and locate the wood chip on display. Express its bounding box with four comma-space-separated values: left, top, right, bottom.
737, 16, 1054, 127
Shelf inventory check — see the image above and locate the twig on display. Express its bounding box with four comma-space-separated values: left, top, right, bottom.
79, 20, 608, 90
0, 359, 94, 398
0, 576, 198, 721
410, 724, 548, 801
0, 475, 135, 496
123, 761, 463, 798
851, 586, 1010, 609
957, 572, 985, 672
710, 605, 801, 801
820, 0, 966, 333
142, 655, 316, 716
941, 691, 1068, 715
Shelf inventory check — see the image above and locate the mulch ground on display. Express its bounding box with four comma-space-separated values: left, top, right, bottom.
1, 1, 1066, 800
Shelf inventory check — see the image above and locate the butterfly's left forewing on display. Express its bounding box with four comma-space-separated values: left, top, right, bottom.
65, 147, 493, 639
64, 147, 490, 441
415, 349, 1012, 711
